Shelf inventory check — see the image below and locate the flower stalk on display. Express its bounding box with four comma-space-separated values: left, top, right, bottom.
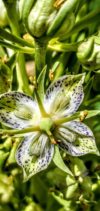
34, 38, 48, 77
3, 0, 31, 95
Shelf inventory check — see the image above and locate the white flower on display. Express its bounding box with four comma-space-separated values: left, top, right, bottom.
0, 74, 99, 181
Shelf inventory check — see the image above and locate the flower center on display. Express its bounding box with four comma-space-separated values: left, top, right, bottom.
39, 117, 54, 133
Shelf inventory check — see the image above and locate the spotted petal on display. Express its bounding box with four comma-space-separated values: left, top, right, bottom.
0, 92, 40, 129
16, 133, 54, 181
54, 121, 99, 156
44, 74, 85, 118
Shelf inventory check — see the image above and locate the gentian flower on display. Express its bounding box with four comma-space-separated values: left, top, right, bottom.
0, 74, 99, 181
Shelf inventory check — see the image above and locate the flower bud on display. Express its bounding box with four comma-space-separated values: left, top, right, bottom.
20, 0, 78, 39
66, 182, 78, 199
77, 36, 100, 70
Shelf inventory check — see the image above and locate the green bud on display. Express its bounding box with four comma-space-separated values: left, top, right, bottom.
77, 36, 100, 70
20, 0, 78, 39
66, 175, 76, 186
28, 0, 54, 38
66, 182, 78, 199
77, 37, 94, 62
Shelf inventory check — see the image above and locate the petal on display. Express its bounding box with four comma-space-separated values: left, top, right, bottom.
54, 121, 99, 156
63, 120, 93, 137
58, 137, 99, 156
0, 91, 40, 129
16, 133, 54, 181
44, 74, 85, 118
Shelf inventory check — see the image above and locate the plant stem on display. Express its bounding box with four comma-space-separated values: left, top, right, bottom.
54, 112, 81, 125
3, 1, 31, 95
48, 42, 79, 52
0, 28, 34, 48
0, 40, 34, 54
16, 53, 31, 94
0, 126, 40, 136
54, 110, 100, 125
34, 38, 48, 78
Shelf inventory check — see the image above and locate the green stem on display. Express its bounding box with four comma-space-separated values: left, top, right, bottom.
34, 38, 48, 78
4, 1, 31, 95
48, 42, 79, 52
54, 112, 81, 125
54, 110, 100, 125
0, 40, 34, 54
0, 126, 40, 136
0, 27, 34, 48
16, 53, 31, 94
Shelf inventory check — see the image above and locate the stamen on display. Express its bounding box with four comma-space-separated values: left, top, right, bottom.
54, 0, 65, 8
47, 130, 57, 145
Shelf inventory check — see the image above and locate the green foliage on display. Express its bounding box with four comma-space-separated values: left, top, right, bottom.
0, 0, 100, 210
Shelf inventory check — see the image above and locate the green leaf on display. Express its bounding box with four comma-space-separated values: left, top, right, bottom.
0, 40, 34, 54
0, 27, 34, 48
37, 65, 46, 102
53, 145, 73, 176
85, 110, 100, 119
52, 192, 72, 208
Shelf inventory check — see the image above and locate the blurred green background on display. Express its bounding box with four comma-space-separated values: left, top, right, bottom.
0, 0, 100, 210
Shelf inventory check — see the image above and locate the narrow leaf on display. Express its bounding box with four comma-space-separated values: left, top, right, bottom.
52, 192, 72, 207
85, 110, 100, 119
53, 145, 73, 176
37, 66, 46, 101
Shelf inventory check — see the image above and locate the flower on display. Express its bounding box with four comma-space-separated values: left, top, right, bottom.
0, 74, 99, 181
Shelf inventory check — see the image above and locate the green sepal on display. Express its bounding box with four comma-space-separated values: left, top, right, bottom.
37, 65, 46, 102
77, 37, 94, 62
53, 145, 73, 176
21, 0, 35, 30
47, 0, 79, 36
